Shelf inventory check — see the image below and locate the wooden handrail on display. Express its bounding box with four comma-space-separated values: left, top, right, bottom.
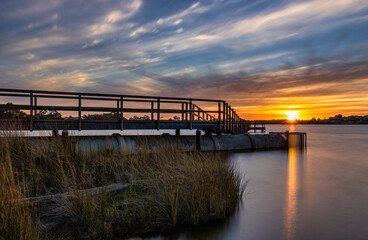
0, 88, 253, 133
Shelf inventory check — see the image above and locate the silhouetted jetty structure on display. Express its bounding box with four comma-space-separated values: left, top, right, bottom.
270, 131, 307, 149
0, 88, 265, 134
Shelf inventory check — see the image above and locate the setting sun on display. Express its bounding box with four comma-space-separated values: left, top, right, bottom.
284, 110, 300, 121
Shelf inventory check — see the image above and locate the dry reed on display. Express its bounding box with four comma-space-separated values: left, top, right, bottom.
0, 131, 245, 239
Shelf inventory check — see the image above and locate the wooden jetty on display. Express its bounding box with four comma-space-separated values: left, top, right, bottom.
0, 88, 265, 134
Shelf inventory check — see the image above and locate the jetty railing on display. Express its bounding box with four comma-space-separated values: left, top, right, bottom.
0, 88, 259, 133
249, 121, 266, 133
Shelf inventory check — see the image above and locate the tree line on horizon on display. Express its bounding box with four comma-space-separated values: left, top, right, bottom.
0, 102, 181, 121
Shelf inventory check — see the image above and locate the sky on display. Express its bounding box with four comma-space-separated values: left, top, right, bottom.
0, 0, 367, 120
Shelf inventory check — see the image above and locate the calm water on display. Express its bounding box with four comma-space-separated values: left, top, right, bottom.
223, 124, 368, 240
148, 124, 368, 240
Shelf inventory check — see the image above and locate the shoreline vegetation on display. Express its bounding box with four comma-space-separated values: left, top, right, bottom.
0, 131, 245, 240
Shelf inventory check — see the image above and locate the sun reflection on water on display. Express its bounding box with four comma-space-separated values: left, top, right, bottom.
283, 125, 305, 240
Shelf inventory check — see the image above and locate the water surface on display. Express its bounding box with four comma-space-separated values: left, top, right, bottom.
149, 125, 368, 240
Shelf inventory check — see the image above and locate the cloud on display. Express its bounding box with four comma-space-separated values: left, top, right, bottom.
19, 53, 36, 61
136, 0, 368, 55
129, 27, 148, 38
104, 0, 142, 23
6, 0, 62, 17
0, 0, 367, 119
82, 39, 102, 49
217, 51, 297, 72
25, 13, 58, 30
134, 58, 368, 102
4, 35, 69, 54
129, 1, 208, 38
28, 70, 96, 91
88, 0, 142, 36
25, 57, 111, 72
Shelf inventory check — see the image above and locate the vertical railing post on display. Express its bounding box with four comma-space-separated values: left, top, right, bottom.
157, 97, 160, 130
231, 109, 234, 133
116, 99, 119, 121
185, 102, 188, 121
229, 107, 232, 132
222, 101, 226, 130
120, 96, 124, 131
228, 105, 230, 131
151, 101, 154, 121
229, 106, 232, 132
228, 105, 231, 131
235, 114, 237, 133
234, 113, 236, 133
218, 101, 221, 130
230, 108, 233, 132
181, 102, 184, 121
34, 96, 37, 120
30, 91, 33, 131
225, 103, 229, 130
224, 102, 227, 130
78, 93, 82, 131
226, 105, 228, 131
232, 109, 235, 133
189, 99, 193, 130
236, 114, 239, 133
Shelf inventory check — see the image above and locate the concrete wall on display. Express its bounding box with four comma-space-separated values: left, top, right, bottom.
75, 133, 287, 152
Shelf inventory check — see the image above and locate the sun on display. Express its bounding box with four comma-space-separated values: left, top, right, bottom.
284, 110, 299, 121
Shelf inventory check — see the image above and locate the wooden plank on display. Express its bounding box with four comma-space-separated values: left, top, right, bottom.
0, 104, 194, 114
14, 183, 130, 204
0, 88, 222, 102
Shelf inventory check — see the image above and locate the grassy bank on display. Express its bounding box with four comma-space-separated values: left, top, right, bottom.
0, 133, 245, 240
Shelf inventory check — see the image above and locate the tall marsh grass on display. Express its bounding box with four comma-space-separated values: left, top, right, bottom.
0, 132, 245, 239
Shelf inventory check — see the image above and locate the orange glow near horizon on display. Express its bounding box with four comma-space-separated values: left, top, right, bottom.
284, 110, 300, 121
234, 97, 368, 120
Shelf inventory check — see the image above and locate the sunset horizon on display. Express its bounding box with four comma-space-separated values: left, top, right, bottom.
1, 0, 367, 121
1, 1, 368, 239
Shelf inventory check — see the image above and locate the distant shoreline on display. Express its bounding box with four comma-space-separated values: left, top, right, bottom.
263, 122, 368, 125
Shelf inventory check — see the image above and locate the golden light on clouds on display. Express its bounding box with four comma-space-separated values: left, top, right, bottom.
235, 94, 368, 120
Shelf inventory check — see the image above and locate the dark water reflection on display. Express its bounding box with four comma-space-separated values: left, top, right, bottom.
144, 125, 368, 240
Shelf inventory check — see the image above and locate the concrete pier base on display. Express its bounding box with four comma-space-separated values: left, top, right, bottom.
75, 133, 288, 153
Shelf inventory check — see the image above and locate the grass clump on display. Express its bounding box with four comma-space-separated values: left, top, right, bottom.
0, 133, 245, 239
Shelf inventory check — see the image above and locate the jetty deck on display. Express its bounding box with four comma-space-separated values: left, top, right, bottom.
0, 88, 265, 134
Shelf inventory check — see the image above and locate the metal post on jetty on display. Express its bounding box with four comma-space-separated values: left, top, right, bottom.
0, 88, 266, 134
196, 129, 201, 151
271, 131, 307, 149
